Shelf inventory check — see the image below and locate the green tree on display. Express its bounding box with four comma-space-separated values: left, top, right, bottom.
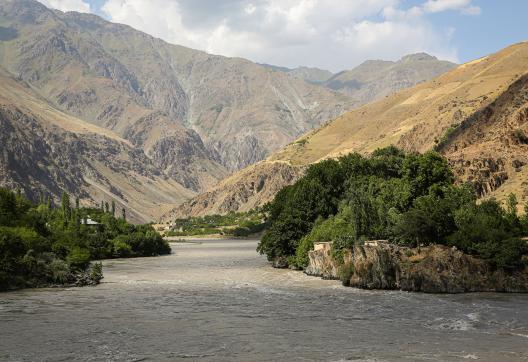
0, 188, 17, 226
258, 147, 527, 271
61, 192, 71, 223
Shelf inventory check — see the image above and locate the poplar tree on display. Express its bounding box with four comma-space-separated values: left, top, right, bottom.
61, 192, 71, 223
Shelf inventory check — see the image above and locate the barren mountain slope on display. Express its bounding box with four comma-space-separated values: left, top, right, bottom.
260, 64, 334, 84
0, 0, 352, 176
436, 73, 528, 206
163, 161, 305, 219
167, 42, 528, 219
324, 53, 456, 104
0, 68, 193, 223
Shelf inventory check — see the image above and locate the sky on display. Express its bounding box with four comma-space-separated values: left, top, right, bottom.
37, 0, 528, 72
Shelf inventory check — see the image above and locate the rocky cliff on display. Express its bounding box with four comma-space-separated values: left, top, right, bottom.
305, 242, 528, 293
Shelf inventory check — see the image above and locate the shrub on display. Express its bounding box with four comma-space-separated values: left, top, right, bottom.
90, 262, 103, 283
112, 237, 132, 257
66, 247, 91, 270
331, 235, 356, 265
50, 258, 70, 284
475, 238, 527, 270
294, 215, 356, 267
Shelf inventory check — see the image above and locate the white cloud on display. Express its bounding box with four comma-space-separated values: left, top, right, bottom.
38, 0, 91, 13
423, 0, 480, 15
43, 0, 483, 71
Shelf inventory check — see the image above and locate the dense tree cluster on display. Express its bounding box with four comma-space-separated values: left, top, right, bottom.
257, 147, 528, 270
0, 189, 170, 291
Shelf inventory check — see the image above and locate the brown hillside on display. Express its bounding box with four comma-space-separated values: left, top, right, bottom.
167, 42, 528, 219
0, 68, 193, 223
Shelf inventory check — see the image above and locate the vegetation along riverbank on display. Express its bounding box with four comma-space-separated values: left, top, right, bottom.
0, 188, 170, 291
165, 209, 266, 238
257, 147, 528, 292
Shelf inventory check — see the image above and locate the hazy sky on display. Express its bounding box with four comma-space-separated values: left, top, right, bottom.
37, 0, 528, 72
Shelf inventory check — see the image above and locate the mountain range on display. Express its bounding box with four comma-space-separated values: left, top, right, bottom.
167, 42, 528, 220
0, 0, 458, 222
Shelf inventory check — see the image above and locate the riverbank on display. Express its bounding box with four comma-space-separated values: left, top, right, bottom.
304, 242, 528, 293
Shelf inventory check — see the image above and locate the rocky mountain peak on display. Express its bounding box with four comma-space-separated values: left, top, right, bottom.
400, 52, 438, 63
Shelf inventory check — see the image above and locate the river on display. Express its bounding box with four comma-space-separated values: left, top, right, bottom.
1, 239, 527, 361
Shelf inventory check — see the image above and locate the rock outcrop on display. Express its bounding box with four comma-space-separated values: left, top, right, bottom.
305, 242, 528, 293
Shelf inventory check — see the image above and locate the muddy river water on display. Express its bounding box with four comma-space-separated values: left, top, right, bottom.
1, 239, 527, 361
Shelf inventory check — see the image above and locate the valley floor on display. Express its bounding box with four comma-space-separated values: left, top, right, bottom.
1, 239, 528, 361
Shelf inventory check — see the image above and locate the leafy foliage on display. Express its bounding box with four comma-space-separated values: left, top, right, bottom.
258, 147, 528, 271
0, 188, 170, 291
167, 209, 266, 237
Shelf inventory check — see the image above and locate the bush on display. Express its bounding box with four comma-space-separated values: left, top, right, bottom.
476, 237, 527, 270
331, 235, 357, 265
50, 258, 70, 284
66, 247, 91, 270
90, 262, 103, 283
111, 237, 133, 257
0, 228, 27, 290
294, 215, 356, 267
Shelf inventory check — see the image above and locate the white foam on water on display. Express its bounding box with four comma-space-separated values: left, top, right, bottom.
462, 354, 479, 359
466, 312, 480, 322
510, 333, 528, 338
427, 317, 475, 331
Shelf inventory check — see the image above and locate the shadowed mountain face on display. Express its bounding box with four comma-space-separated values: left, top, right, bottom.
0, 67, 194, 223
166, 42, 528, 219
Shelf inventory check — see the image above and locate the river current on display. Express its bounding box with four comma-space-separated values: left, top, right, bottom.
1, 239, 527, 361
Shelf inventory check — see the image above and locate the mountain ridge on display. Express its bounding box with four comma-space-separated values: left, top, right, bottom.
0, 0, 461, 222
0, 66, 194, 223
0, 0, 353, 176
165, 41, 528, 220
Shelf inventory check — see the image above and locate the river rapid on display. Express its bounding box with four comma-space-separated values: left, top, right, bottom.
1, 239, 527, 361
